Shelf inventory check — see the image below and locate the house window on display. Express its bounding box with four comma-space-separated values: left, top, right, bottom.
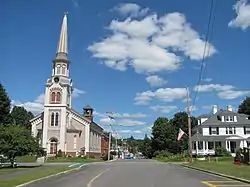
244, 126, 250, 135
208, 142, 214, 150
226, 127, 236, 134
209, 127, 219, 135
198, 141, 203, 149
225, 116, 234, 122
192, 142, 196, 150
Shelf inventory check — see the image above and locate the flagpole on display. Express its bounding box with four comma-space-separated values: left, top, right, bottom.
186, 87, 193, 163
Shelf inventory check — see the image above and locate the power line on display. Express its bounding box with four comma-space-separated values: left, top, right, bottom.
191, 0, 217, 112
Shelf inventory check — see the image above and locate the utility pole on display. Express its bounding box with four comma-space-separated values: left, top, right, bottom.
106, 112, 116, 160
186, 87, 193, 163
108, 131, 112, 161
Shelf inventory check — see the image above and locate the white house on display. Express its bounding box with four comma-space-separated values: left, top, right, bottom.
191, 105, 250, 156
30, 13, 103, 157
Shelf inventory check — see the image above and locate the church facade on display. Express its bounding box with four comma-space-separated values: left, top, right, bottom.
30, 13, 104, 158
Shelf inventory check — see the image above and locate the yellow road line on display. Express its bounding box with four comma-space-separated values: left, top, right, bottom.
202, 181, 217, 187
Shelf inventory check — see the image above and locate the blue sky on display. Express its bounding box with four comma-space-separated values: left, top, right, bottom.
1, 0, 250, 138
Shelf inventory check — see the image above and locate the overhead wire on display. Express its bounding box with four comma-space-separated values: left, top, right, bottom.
190, 0, 217, 113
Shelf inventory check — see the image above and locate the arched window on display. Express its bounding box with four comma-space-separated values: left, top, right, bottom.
56, 92, 61, 103
62, 65, 66, 75
55, 113, 59, 126
51, 112, 55, 126
73, 135, 77, 149
51, 92, 56, 103
56, 65, 61, 74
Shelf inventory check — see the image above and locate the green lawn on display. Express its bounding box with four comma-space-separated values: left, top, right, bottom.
46, 157, 102, 163
0, 166, 71, 187
15, 155, 37, 163
0, 168, 27, 174
188, 160, 250, 180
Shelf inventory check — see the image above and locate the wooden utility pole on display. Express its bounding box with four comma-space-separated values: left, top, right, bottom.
186, 87, 193, 163
108, 131, 111, 161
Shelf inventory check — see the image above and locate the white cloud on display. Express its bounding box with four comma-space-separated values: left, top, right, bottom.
88, 9, 216, 74
94, 111, 148, 118
194, 84, 250, 99
146, 75, 167, 87
72, 0, 79, 8
72, 88, 85, 98
112, 3, 149, 18
150, 105, 178, 113
134, 87, 187, 105
203, 78, 212, 82
228, 0, 250, 30
11, 94, 45, 115
118, 119, 146, 126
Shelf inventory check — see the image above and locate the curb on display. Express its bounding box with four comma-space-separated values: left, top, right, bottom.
182, 164, 250, 184
16, 164, 88, 187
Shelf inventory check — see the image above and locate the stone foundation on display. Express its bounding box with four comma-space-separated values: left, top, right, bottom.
86, 152, 101, 159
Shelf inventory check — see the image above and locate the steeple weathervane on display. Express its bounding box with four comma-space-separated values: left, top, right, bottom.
56, 12, 68, 55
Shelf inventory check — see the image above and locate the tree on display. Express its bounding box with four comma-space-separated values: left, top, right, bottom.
0, 83, 12, 125
238, 97, 250, 119
151, 113, 198, 156
11, 106, 34, 130
0, 124, 40, 167
138, 135, 153, 158
151, 117, 173, 154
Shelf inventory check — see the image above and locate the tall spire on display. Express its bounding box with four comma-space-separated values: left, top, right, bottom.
57, 12, 68, 55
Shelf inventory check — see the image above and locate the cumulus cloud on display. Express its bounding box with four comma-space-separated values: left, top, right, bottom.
11, 94, 45, 115
150, 105, 178, 113
134, 87, 187, 105
146, 75, 167, 87
194, 84, 250, 99
88, 8, 216, 74
72, 88, 85, 98
228, 0, 250, 30
112, 3, 149, 18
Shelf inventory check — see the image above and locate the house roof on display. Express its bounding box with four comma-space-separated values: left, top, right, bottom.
197, 109, 250, 126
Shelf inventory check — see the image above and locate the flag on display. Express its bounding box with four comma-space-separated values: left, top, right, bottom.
177, 128, 186, 141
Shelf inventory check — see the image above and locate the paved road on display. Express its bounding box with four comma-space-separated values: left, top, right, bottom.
26, 159, 250, 187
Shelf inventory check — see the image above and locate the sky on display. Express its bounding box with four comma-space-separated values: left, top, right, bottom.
1, 0, 250, 139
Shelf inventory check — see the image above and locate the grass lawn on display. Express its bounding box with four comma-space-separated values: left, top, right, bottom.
15, 155, 37, 163
46, 157, 103, 163
0, 166, 71, 187
0, 168, 27, 174
188, 160, 250, 180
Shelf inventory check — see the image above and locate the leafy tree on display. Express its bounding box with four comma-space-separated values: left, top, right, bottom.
238, 97, 250, 119
0, 124, 40, 167
0, 83, 12, 125
138, 135, 153, 158
11, 106, 34, 130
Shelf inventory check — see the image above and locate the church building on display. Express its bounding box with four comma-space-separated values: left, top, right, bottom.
30, 13, 104, 158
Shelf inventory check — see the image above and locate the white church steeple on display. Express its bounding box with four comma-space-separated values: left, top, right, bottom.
53, 12, 70, 77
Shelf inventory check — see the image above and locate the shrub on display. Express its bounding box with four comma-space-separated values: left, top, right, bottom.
56, 149, 63, 157
102, 154, 113, 161
215, 147, 231, 157
89, 155, 95, 159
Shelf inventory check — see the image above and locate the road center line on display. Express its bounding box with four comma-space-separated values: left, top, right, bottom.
87, 168, 111, 187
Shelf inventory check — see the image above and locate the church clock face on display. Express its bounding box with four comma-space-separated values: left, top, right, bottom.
54, 77, 59, 83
